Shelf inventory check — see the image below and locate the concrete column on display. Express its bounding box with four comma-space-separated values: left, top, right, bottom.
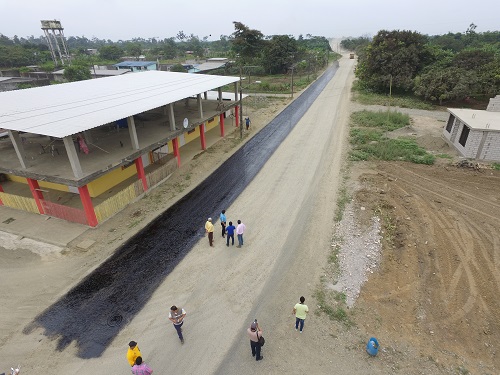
197, 93, 203, 118
135, 157, 148, 192
26, 178, 44, 214
127, 116, 140, 150
172, 137, 180, 167
220, 113, 225, 137
199, 124, 206, 150
78, 185, 98, 227
8, 130, 28, 169
234, 82, 238, 100
63, 136, 83, 178
218, 87, 223, 103
203, 91, 208, 100
235, 105, 239, 128
169, 103, 176, 131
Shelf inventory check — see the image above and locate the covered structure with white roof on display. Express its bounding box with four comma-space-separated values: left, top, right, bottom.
0, 70, 242, 226
443, 95, 500, 161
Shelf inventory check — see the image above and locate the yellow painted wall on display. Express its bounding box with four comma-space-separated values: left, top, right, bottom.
206, 117, 219, 131
184, 127, 201, 144
87, 164, 137, 197
7, 174, 69, 192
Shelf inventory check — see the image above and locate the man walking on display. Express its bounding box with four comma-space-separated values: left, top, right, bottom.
247, 320, 264, 361
220, 210, 227, 238
126, 341, 142, 367
245, 117, 251, 130
169, 305, 186, 344
293, 296, 309, 333
236, 219, 246, 248
131, 356, 153, 375
226, 221, 236, 246
205, 218, 214, 247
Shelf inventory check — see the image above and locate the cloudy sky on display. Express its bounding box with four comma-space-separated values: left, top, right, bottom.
1, 0, 498, 41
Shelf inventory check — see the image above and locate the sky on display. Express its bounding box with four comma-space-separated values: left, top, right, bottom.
1, 0, 499, 42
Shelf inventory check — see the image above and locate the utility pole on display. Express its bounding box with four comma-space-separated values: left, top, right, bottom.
290, 66, 295, 98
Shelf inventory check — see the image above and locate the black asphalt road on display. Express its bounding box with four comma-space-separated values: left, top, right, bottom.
24, 63, 339, 358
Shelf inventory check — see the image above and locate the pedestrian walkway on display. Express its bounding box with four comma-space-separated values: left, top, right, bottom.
0, 205, 88, 246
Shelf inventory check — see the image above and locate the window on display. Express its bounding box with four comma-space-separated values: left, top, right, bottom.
208, 117, 215, 123
458, 125, 470, 147
188, 128, 195, 134
445, 115, 455, 133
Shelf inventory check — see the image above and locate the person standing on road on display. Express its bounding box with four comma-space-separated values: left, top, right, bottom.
236, 219, 246, 248
131, 356, 153, 375
127, 341, 142, 367
293, 296, 309, 333
169, 305, 187, 344
226, 221, 236, 246
220, 210, 227, 238
205, 218, 214, 247
245, 117, 251, 130
247, 320, 264, 361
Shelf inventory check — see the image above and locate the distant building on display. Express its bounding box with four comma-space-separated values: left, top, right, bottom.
443, 95, 500, 161
113, 61, 157, 72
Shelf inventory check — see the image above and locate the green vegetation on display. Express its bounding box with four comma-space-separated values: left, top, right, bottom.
374, 203, 397, 247
436, 153, 453, 159
492, 163, 500, 170
352, 81, 435, 110
349, 110, 435, 165
354, 26, 500, 105
314, 288, 354, 327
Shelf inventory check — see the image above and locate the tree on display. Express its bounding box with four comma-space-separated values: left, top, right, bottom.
63, 64, 91, 82
230, 21, 264, 63
99, 45, 123, 60
170, 63, 187, 72
261, 35, 298, 74
356, 30, 431, 91
126, 42, 142, 57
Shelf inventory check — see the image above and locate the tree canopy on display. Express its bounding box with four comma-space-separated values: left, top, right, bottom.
63, 64, 91, 82
355, 26, 500, 103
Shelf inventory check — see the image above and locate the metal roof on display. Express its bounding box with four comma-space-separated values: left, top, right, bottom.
0, 71, 239, 138
448, 108, 500, 131
113, 61, 157, 67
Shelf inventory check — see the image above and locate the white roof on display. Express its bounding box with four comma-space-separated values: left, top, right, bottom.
0, 71, 239, 138
448, 108, 500, 131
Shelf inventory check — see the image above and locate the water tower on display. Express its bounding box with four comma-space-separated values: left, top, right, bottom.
41, 20, 70, 66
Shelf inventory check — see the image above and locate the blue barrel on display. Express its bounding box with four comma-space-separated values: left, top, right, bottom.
366, 337, 379, 356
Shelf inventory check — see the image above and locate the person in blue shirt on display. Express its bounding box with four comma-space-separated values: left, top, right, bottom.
245, 117, 251, 130
220, 210, 227, 237
225, 221, 236, 246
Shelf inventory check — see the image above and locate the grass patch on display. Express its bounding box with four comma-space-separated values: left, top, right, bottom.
349, 128, 435, 165
436, 153, 453, 159
492, 163, 500, 170
352, 80, 435, 110
314, 288, 354, 327
351, 110, 410, 131
335, 186, 351, 222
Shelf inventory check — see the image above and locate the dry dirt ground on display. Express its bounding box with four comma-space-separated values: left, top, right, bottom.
1, 56, 500, 375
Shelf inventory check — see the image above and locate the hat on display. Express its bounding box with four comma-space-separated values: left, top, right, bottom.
250, 322, 257, 330
208, 217, 212, 221
129, 341, 137, 348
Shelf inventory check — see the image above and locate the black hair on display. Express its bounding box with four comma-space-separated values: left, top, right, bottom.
222, 210, 226, 214
300, 296, 305, 303
237, 219, 241, 224
170, 305, 177, 311
229, 221, 232, 226
135, 356, 143, 365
